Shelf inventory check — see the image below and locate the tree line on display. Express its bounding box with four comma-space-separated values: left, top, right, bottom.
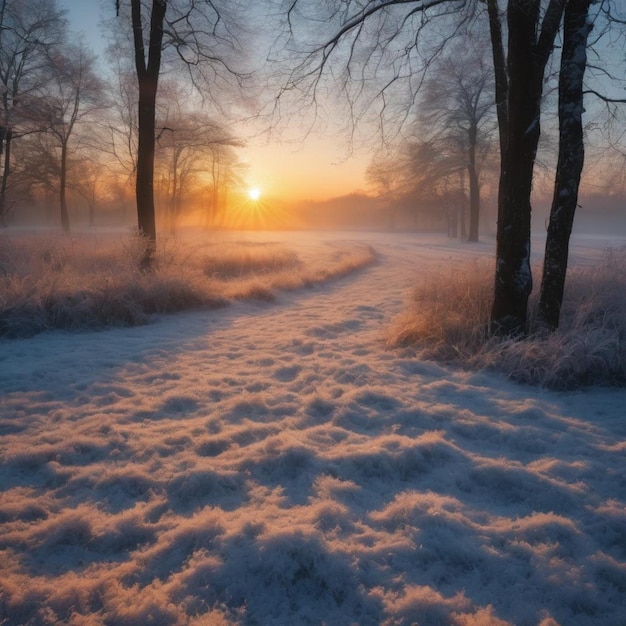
0, 0, 243, 235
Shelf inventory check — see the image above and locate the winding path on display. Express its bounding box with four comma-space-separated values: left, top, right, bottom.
1, 231, 625, 626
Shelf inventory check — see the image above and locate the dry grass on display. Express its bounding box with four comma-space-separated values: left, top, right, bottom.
202, 243, 301, 279
388, 248, 626, 389
0, 231, 375, 339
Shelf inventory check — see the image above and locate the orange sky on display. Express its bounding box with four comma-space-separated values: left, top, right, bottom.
242, 138, 370, 204
64, 0, 371, 205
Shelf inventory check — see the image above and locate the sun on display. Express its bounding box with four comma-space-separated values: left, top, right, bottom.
248, 187, 262, 201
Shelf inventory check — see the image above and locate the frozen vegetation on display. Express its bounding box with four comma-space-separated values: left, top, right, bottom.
0, 231, 375, 338
0, 230, 625, 625
389, 245, 626, 389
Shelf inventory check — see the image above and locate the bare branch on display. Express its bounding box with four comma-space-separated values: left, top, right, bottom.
584, 87, 626, 103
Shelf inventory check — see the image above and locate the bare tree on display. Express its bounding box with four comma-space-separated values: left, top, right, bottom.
114, 0, 248, 267
155, 105, 242, 232
129, 0, 164, 264
100, 66, 139, 189
368, 135, 468, 232
0, 0, 66, 224
74, 157, 103, 227
537, 0, 595, 329
488, 0, 567, 334
205, 141, 245, 227
37, 43, 104, 232
276, 0, 568, 335
418, 40, 496, 242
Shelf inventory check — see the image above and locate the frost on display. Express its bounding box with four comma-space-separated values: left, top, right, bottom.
1, 231, 625, 626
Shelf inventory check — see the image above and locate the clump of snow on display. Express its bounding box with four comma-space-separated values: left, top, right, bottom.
389, 244, 626, 389
0, 230, 624, 625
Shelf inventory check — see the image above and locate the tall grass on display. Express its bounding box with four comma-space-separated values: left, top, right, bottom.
0, 232, 375, 339
388, 248, 626, 389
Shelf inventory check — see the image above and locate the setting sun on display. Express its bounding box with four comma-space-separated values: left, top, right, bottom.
248, 187, 262, 201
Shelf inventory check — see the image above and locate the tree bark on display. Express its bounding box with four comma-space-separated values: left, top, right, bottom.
491, 0, 541, 335
132, 0, 166, 268
60, 140, 70, 233
467, 123, 480, 242
490, 0, 566, 336
538, 0, 592, 330
0, 127, 12, 226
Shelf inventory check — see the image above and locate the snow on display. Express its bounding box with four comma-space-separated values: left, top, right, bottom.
1, 231, 625, 626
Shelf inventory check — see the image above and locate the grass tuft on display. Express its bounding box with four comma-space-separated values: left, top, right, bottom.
202, 243, 300, 279
388, 248, 626, 389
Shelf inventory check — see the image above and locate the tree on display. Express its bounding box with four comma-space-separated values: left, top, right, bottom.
537, 0, 594, 329
0, 0, 66, 225
74, 157, 104, 227
101, 66, 139, 184
367, 135, 474, 233
115, 0, 248, 266
205, 142, 245, 227
129, 0, 165, 265
155, 105, 242, 233
488, 0, 566, 335
418, 39, 496, 242
38, 43, 104, 232
278, 0, 597, 336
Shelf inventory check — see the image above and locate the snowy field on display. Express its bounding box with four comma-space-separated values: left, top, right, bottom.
1, 230, 625, 625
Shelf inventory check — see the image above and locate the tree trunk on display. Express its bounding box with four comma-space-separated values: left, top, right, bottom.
486, 0, 508, 157
136, 81, 158, 242
60, 139, 70, 233
538, 0, 592, 330
132, 0, 166, 268
490, 0, 565, 336
459, 169, 466, 239
211, 150, 220, 226
0, 127, 12, 226
491, 0, 541, 335
467, 124, 480, 242
169, 147, 180, 235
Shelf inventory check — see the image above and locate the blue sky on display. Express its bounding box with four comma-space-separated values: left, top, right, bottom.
64, 0, 109, 58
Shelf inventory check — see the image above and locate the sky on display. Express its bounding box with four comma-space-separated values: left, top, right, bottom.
62, 0, 371, 204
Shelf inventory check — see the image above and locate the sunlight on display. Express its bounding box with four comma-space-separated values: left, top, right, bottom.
223, 188, 291, 229
248, 187, 262, 201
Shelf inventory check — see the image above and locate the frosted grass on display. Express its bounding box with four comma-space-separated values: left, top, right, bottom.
388, 247, 626, 389
0, 231, 375, 338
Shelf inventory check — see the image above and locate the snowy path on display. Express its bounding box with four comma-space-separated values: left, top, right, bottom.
1, 232, 625, 626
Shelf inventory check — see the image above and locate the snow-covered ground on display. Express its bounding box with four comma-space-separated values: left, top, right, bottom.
1, 231, 625, 625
